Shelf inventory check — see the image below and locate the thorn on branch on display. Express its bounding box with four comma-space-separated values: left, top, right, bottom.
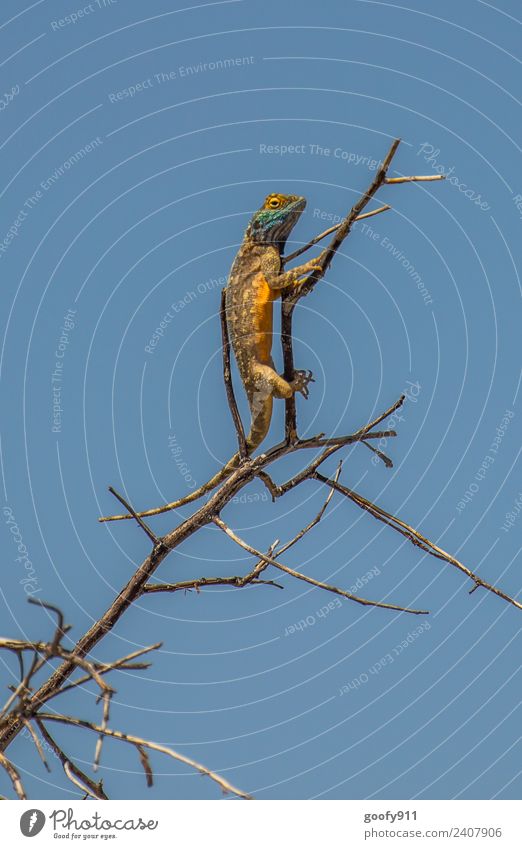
21, 718, 50, 773
28, 598, 71, 652
137, 744, 154, 787
362, 440, 393, 468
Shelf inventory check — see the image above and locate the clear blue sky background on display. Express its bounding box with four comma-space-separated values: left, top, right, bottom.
1, 0, 521, 801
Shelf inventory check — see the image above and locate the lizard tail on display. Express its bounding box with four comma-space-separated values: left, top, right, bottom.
99, 398, 273, 523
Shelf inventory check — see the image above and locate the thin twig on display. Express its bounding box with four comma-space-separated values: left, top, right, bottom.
21, 718, 50, 773
220, 288, 247, 457
289, 138, 402, 304
283, 204, 391, 264
0, 640, 153, 704
37, 713, 252, 800
280, 135, 434, 439
353, 394, 406, 437
45, 643, 162, 702
137, 744, 154, 787
144, 543, 282, 594
93, 690, 112, 772
143, 575, 283, 593
313, 474, 522, 611
275, 461, 343, 555
0, 751, 26, 799
0, 639, 114, 724
296, 429, 396, 448
64, 761, 103, 799
361, 439, 394, 468
108, 487, 161, 545
212, 516, 428, 615
35, 720, 108, 800
28, 598, 70, 652
385, 175, 445, 183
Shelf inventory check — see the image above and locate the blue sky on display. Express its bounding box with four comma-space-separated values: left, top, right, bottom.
1, 0, 521, 800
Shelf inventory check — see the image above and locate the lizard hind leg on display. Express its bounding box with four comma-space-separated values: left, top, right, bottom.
246, 362, 314, 451
246, 363, 276, 451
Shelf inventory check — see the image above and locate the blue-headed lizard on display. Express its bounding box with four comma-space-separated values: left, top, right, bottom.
101, 194, 325, 521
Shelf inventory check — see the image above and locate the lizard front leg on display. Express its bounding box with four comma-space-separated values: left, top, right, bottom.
264, 249, 328, 291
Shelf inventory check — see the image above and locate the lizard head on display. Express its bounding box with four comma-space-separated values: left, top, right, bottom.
246, 193, 306, 251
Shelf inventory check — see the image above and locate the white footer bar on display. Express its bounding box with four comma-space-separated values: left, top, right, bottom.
2, 799, 519, 848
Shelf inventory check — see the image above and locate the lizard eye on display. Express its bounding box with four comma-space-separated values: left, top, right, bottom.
268, 197, 281, 208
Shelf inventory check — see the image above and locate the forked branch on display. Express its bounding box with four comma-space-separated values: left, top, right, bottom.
0, 139, 518, 805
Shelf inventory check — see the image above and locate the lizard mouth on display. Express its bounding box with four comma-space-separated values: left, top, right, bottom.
290, 196, 306, 212
272, 196, 306, 246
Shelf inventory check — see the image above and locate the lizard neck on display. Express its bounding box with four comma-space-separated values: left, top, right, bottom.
244, 228, 288, 255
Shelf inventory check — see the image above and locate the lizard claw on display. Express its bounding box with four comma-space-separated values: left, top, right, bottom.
306, 251, 327, 275
291, 369, 315, 399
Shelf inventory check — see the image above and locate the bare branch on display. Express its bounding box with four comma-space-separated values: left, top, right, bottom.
108, 487, 161, 545
143, 575, 283, 593
313, 473, 522, 612
361, 439, 394, 468
144, 542, 282, 594
352, 394, 406, 437
28, 598, 70, 652
46, 643, 162, 702
137, 745, 154, 788
64, 761, 103, 799
280, 135, 435, 438
385, 175, 445, 183
220, 288, 247, 457
1, 140, 518, 811
21, 719, 50, 773
37, 713, 252, 800
275, 461, 342, 555
59, 654, 115, 698
212, 516, 428, 615
35, 720, 108, 800
283, 204, 391, 264
93, 690, 112, 772
0, 637, 113, 723
0, 751, 26, 799
286, 138, 402, 309
0, 639, 49, 652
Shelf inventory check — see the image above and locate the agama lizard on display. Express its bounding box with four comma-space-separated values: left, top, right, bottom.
101, 193, 325, 521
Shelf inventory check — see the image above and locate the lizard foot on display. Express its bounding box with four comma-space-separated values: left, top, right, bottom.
290, 369, 315, 399
304, 251, 328, 274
